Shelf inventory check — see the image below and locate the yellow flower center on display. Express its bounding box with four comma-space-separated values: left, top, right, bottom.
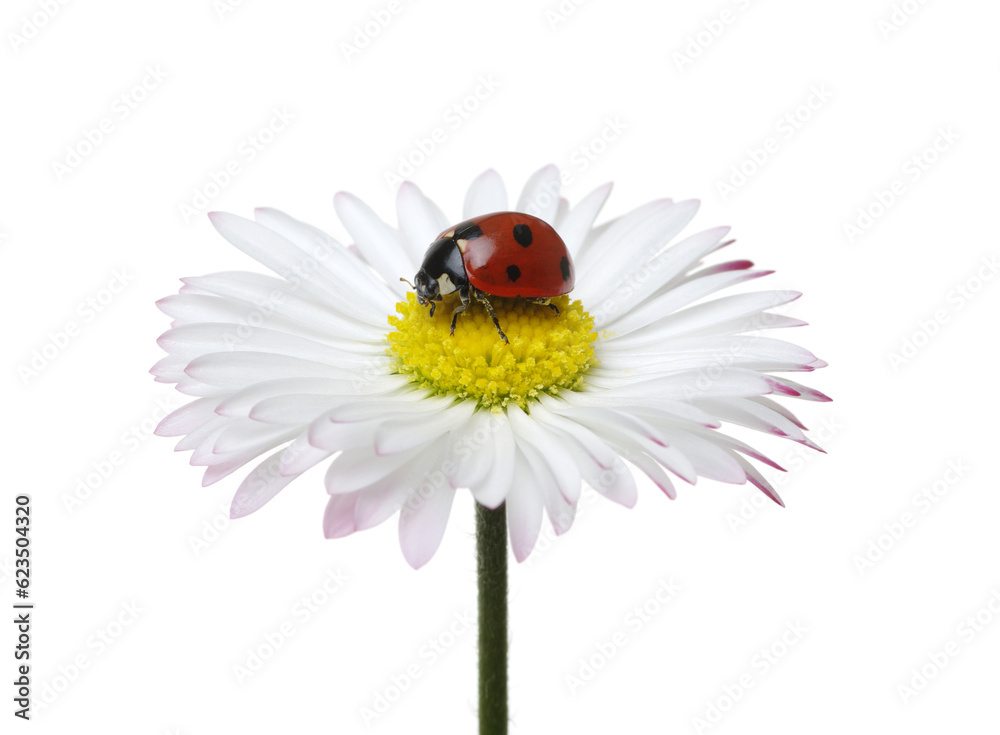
387, 292, 597, 410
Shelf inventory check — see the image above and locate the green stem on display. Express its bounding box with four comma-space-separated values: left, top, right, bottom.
476, 502, 508, 735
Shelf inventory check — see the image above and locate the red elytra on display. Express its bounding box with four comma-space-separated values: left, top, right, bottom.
443, 212, 575, 298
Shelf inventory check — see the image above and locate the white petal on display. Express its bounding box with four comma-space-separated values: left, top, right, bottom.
591, 338, 820, 386
333, 192, 410, 297
252, 207, 397, 312
278, 434, 334, 476
581, 225, 730, 319
308, 413, 382, 452
209, 212, 390, 315
563, 406, 667, 446
396, 181, 449, 267
697, 398, 818, 448
600, 291, 802, 349
324, 491, 362, 538
654, 430, 747, 484
470, 412, 515, 509
553, 197, 569, 230
199, 426, 300, 483
157, 293, 265, 327
508, 404, 581, 503
213, 420, 297, 455
352, 450, 442, 531
185, 351, 360, 388
159, 323, 389, 370
464, 169, 508, 217
155, 397, 219, 437
562, 392, 720, 428
215, 376, 404, 417
574, 198, 671, 275
588, 367, 774, 402
733, 455, 784, 506
576, 199, 700, 305
374, 400, 475, 455
150, 355, 188, 383
506, 449, 544, 562
325, 392, 451, 421
398, 461, 457, 568
532, 398, 618, 469
585, 453, 639, 507
248, 394, 347, 425
761, 377, 832, 402
598, 270, 773, 339
230, 450, 299, 518
446, 410, 498, 489
516, 439, 575, 536
174, 414, 229, 452
516, 164, 561, 223
627, 453, 676, 499
325, 445, 425, 494
573, 413, 696, 486
184, 269, 389, 332
175, 377, 230, 397
558, 182, 612, 256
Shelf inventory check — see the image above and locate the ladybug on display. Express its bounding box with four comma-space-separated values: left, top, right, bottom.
406, 212, 575, 343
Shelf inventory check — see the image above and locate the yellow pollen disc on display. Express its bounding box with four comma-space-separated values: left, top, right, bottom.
387, 292, 597, 410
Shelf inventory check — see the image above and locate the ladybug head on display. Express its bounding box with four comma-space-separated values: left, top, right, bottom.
412, 268, 440, 306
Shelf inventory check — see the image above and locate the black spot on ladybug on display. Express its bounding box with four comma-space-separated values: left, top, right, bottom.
560, 256, 570, 282
512, 224, 533, 247
454, 221, 484, 241
506, 265, 521, 282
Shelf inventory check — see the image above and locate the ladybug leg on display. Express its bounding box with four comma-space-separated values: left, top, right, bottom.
474, 289, 509, 344
526, 297, 560, 315
449, 286, 471, 335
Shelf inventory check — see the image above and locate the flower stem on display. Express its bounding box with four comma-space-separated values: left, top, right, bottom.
476, 502, 508, 735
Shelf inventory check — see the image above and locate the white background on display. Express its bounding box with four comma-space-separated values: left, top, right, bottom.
4, 0, 999, 732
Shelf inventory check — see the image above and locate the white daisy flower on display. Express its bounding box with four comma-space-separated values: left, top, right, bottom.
153, 165, 828, 568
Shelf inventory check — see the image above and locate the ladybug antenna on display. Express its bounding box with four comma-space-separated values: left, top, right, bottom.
399, 277, 416, 290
